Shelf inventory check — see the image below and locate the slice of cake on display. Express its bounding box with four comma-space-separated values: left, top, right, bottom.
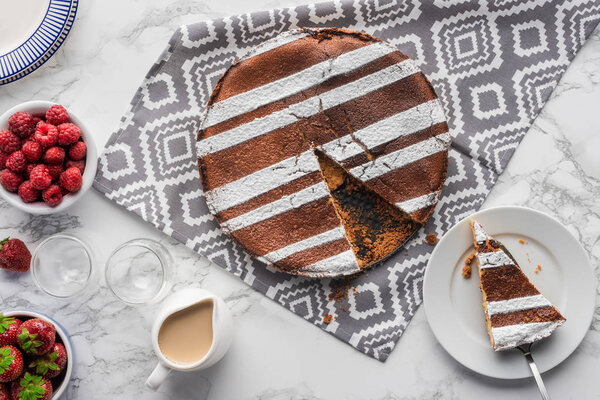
469, 219, 565, 351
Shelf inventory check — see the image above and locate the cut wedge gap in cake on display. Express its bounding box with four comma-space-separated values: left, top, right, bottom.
314, 149, 420, 268
469, 219, 566, 351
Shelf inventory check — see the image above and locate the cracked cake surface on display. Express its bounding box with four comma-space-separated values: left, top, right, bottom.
196, 28, 450, 277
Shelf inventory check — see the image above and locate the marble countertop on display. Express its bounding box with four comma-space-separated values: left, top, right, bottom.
1, 1, 599, 399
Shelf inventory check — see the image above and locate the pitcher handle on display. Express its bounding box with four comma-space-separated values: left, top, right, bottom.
146, 363, 171, 390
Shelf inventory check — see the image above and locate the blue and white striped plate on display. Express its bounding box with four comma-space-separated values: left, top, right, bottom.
0, 0, 78, 85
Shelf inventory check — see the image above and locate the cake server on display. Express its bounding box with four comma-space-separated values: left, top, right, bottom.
517, 343, 551, 400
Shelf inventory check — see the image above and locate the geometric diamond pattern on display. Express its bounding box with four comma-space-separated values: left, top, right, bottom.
94, 0, 600, 361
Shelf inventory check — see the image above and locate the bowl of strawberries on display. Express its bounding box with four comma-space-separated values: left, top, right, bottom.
0, 311, 72, 399
0, 101, 97, 214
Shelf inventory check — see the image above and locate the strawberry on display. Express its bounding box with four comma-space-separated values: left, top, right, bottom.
0, 383, 8, 400
0, 346, 23, 382
17, 320, 54, 356
10, 373, 52, 400
0, 316, 22, 347
0, 238, 31, 273
27, 343, 66, 379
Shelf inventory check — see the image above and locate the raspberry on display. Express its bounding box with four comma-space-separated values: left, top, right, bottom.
32, 116, 42, 126
45, 105, 70, 126
60, 167, 82, 192
22, 141, 43, 162
0, 130, 21, 153
24, 163, 39, 179
5, 151, 27, 173
8, 111, 37, 138
65, 160, 85, 174
0, 169, 23, 192
34, 122, 59, 147
68, 141, 87, 161
18, 181, 40, 203
43, 146, 65, 165
0, 151, 9, 169
47, 164, 63, 181
57, 123, 81, 146
42, 185, 63, 206
29, 165, 52, 190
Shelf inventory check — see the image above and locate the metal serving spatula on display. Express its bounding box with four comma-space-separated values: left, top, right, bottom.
517, 343, 551, 400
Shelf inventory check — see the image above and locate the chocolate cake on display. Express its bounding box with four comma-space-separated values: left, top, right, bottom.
197, 28, 450, 277
469, 220, 566, 351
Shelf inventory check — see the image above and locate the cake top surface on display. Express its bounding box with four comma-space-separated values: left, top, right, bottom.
196, 28, 450, 277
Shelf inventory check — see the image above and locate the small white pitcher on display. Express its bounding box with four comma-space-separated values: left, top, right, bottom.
146, 288, 233, 390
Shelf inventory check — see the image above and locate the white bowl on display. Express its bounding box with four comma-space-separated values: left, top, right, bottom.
0, 100, 97, 214
3, 310, 74, 399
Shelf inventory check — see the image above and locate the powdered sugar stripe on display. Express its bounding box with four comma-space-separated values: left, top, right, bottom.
220, 182, 330, 232
303, 249, 360, 275
477, 250, 514, 269
349, 133, 451, 181
204, 42, 397, 128
239, 30, 309, 62
353, 99, 447, 150
197, 60, 420, 157
472, 220, 489, 244
395, 191, 441, 214
486, 295, 551, 316
318, 99, 447, 163
491, 321, 564, 351
318, 135, 364, 164
259, 226, 347, 263
206, 150, 320, 213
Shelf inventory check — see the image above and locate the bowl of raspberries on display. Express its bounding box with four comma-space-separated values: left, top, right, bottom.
0, 311, 73, 400
0, 101, 97, 214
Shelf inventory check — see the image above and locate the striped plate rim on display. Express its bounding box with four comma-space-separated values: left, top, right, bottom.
0, 0, 78, 85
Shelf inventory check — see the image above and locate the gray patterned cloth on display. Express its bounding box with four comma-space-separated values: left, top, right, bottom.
94, 0, 600, 361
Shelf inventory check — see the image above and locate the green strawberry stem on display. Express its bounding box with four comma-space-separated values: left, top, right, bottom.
18, 329, 43, 353
0, 347, 15, 374
29, 352, 59, 375
0, 238, 8, 251
18, 373, 46, 400
0, 314, 16, 334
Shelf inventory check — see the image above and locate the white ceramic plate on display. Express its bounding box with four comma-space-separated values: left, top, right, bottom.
0, 0, 78, 85
423, 206, 596, 379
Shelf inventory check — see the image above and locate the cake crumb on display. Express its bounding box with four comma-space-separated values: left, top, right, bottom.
323, 313, 334, 324
519, 239, 528, 244
462, 251, 476, 279
462, 264, 472, 279
534, 264, 542, 274
425, 233, 438, 245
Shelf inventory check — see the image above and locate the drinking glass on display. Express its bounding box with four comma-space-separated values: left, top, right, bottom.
105, 239, 173, 305
32, 234, 94, 298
